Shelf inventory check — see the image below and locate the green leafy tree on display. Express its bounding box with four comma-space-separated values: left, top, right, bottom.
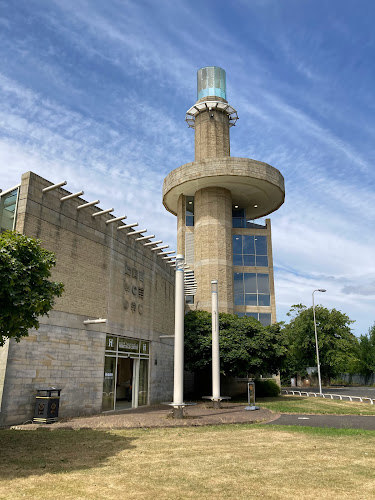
184, 310, 287, 377
0, 231, 64, 345
356, 324, 375, 381
282, 304, 358, 382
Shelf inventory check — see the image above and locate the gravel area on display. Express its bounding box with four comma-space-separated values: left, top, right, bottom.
11, 403, 279, 431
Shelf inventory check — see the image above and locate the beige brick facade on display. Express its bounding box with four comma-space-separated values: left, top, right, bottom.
0, 172, 175, 425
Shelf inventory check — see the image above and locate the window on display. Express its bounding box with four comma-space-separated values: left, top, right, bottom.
232, 235, 268, 267
185, 295, 194, 304
235, 312, 272, 326
185, 196, 194, 226
232, 207, 245, 228
0, 188, 19, 233
233, 272, 270, 306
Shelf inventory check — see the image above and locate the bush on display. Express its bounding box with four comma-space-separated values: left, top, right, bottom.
255, 379, 280, 398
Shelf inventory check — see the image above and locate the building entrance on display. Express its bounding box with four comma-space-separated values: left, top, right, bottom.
116, 357, 134, 410
102, 335, 150, 411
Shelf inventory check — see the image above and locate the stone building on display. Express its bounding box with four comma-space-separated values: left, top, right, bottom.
0, 172, 175, 425
163, 67, 285, 324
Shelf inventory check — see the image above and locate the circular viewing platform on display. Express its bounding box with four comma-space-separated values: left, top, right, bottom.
162, 157, 285, 219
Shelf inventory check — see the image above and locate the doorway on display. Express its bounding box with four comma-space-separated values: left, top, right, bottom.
116, 358, 134, 410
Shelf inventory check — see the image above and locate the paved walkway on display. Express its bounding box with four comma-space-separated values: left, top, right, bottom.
11, 403, 279, 431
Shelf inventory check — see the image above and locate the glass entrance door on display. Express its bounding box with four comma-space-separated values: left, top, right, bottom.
115, 357, 134, 410
102, 335, 150, 411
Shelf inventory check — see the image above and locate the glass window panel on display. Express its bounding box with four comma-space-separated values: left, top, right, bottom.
245, 294, 258, 306
256, 255, 268, 267
232, 235, 242, 254
233, 273, 244, 294
0, 188, 18, 233
105, 335, 117, 351
186, 215, 194, 226
244, 273, 257, 293
243, 235, 255, 255
255, 236, 267, 255
232, 218, 244, 228
236, 312, 245, 318
234, 294, 244, 306
247, 312, 259, 320
233, 254, 243, 266
185, 295, 194, 304
258, 294, 270, 306
232, 208, 245, 218
243, 255, 255, 266
186, 196, 194, 212
138, 359, 149, 406
257, 274, 270, 294
259, 313, 272, 326
102, 357, 116, 411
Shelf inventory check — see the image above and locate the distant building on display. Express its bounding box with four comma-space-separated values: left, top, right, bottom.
163, 67, 285, 323
0, 172, 175, 425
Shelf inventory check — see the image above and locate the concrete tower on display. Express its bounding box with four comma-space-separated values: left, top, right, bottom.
163, 67, 285, 325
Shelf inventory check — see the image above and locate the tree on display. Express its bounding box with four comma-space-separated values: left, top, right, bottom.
184, 310, 287, 377
356, 324, 375, 382
0, 231, 64, 345
282, 304, 358, 382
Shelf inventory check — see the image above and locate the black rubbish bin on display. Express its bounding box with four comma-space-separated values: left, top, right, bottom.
33, 388, 61, 424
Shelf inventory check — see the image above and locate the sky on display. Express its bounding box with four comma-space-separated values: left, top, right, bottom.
0, 0, 374, 335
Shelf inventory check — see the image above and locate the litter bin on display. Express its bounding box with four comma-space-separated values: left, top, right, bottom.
33, 388, 61, 424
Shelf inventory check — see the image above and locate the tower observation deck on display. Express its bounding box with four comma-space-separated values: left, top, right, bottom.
162, 67, 285, 322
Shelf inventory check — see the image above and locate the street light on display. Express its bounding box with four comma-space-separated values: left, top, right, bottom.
312, 289, 326, 395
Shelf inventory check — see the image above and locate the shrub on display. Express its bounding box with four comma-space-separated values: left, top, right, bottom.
255, 379, 280, 398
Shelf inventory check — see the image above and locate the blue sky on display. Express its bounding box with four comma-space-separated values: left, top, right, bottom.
1, 0, 374, 335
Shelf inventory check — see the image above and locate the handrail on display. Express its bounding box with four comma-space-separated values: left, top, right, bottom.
282, 389, 374, 404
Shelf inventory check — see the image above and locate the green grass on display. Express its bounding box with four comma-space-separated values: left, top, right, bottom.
1, 424, 375, 499
257, 395, 375, 415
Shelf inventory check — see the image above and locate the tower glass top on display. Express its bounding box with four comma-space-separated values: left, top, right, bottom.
197, 67, 226, 100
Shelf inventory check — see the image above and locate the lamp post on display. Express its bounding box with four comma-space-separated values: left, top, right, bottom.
312, 289, 326, 395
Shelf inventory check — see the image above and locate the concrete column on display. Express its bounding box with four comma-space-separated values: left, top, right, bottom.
194, 98, 230, 161
211, 280, 221, 408
173, 255, 185, 418
194, 187, 233, 313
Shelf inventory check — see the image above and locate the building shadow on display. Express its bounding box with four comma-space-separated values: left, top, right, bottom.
0, 428, 137, 479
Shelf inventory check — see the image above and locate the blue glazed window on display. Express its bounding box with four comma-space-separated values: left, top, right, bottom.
232, 235, 268, 267
233, 272, 270, 307
185, 196, 194, 226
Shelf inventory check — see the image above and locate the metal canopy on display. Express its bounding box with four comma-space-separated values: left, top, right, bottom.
185, 100, 238, 128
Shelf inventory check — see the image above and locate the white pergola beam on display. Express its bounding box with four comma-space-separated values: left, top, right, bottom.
43, 181, 67, 193
136, 234, 155, 241
60, 191, 84, 202
151, 245, 169, 251
92, 208, 114, 218
126, 229, 147, 237
77, 200, 100, 210
106, 215, 127, 224
117, 222, 138, 231
144, 240, 162, 247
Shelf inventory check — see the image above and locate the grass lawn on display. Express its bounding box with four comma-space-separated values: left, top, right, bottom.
1, 424, 375, 499
257, 395, 375, 415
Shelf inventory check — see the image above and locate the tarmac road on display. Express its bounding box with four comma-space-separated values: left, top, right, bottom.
268, 413, 375, 430
271, 386, 375, 429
